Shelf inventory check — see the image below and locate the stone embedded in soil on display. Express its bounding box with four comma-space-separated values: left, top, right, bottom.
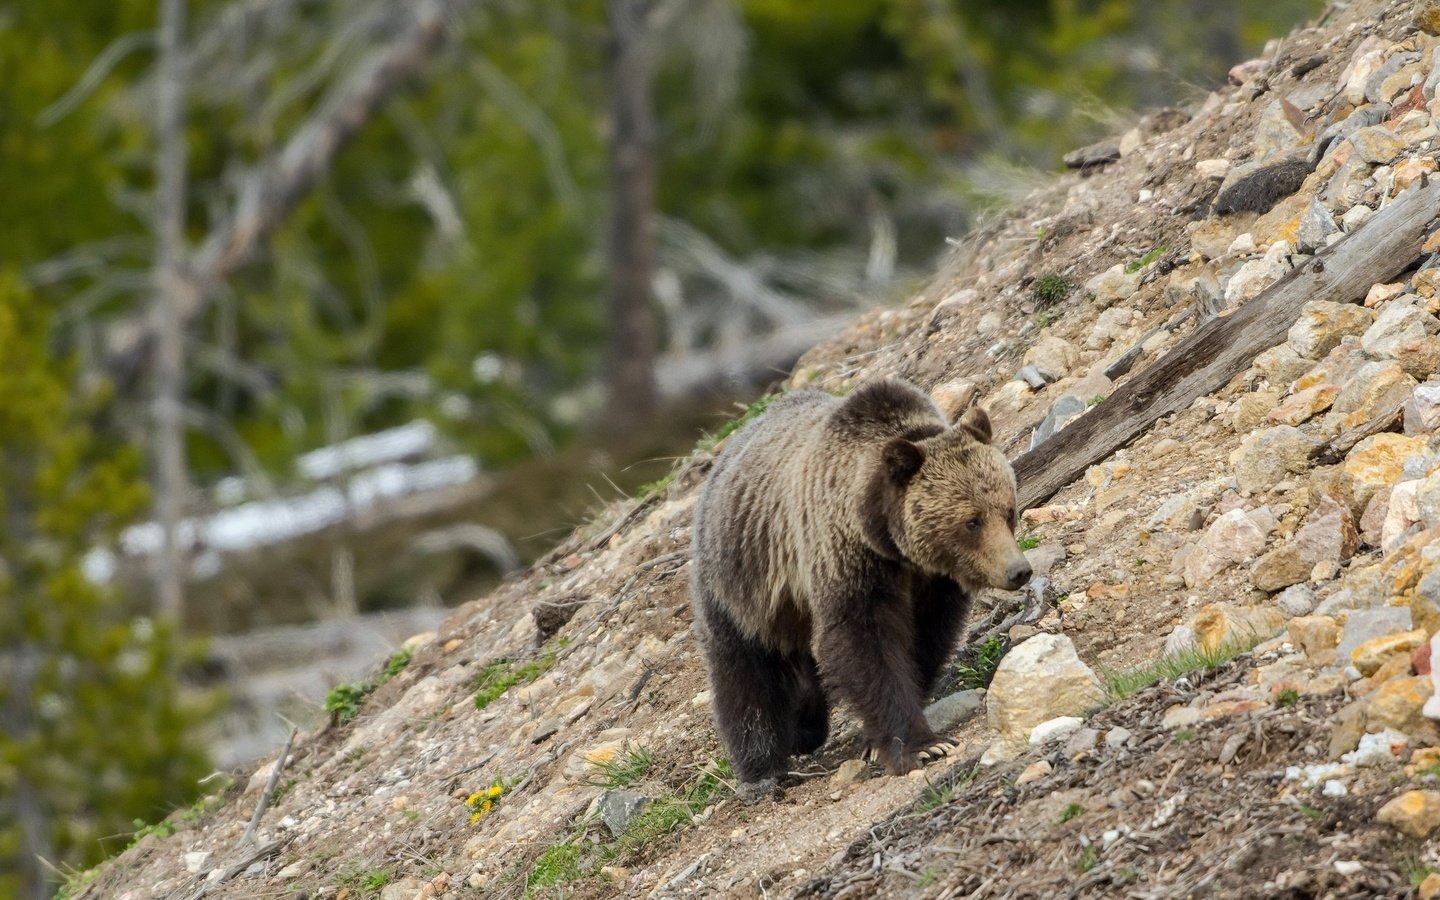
1396, 335, 1440, 381
1348, 125, 1407, 164
1288, 300, 1375, 360
1333, 361, 1419, 429
379, 878, 429, 900
1015, 759, 1053, 786
1085, 264, 1141, 308
1183, 509, 1269, 585
1161, 706, 1204, 729
599, 790, 652, 836
1351, 630, 1429, 675
1361, 299, 1440, 359
832, 759, 868, 786
1268, 384, 1340, 426
1253, 495, 1358, 591
1023, 334, 1081, 380
1231, 425, 1318, 495
1417, 0, 1440, 35
1377, 790, 1440, 839
1406, 381, 1440, 434
1276, 584, 1317, 617
1189, 601, 1285, 653
1029, 715, 1084, 746
1421, 872, 1440, 900
1225, 241, 1295, 306
1413, 568, 1440, 637
1288, 615, 1340, 664
1297, 200, 1340, 253
1343, 434, 1431, 518
924, 689, 983, 733
986, 633, 1104, 756
1336, 607, 1415, 671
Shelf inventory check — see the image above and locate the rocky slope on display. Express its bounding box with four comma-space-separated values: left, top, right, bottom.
72, 1, 1440, 897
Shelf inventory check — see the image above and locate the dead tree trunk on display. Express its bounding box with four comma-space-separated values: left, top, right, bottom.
604, 0, 660, 431
1013, 176, 1440, 511
153, 0, 190, 624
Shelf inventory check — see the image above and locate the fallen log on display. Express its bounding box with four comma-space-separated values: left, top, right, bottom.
1013, 176, 1440, 511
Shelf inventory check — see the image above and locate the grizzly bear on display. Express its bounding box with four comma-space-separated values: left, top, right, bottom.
690, 377, 1031, 799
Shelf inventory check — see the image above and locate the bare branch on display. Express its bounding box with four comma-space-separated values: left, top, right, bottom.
38, 31, 156, 127
471, 56, 583, 213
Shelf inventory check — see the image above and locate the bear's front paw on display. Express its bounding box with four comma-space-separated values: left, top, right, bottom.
916, 740, 956, 762
734, 777, 778, 804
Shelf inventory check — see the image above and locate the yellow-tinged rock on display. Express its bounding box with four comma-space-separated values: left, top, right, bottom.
1420, 871, 1440, 900
1377, 790, 1440, 838
1357, 652, 1418, 696
1407, 746, 1440, 777
1352, 630, 1430, 675
1342, 434, 1430, 517
1191, 602, 1285, 653
1367, 675, 1434, 734
1288, 615, 1340, 664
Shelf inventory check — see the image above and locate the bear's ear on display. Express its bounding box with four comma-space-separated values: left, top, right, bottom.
882, 438, 924, 485
957, 406, 993, 444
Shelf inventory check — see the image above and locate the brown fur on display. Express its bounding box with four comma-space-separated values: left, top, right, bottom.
690, 378, 1030, 797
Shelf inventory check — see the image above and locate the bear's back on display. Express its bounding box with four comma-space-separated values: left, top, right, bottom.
691, 379, 946, 648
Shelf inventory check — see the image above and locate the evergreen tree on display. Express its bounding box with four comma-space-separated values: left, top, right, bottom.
0, 268, 209, 899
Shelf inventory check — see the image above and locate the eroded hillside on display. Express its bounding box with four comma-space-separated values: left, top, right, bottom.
71, 1, 1440, 897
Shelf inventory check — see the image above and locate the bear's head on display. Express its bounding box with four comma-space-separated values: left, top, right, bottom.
870, 407, 1032, 592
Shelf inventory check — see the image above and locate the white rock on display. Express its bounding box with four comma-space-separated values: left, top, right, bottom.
1196, 159, 1231, 179
1341, 729, 1409, 767
1323, 779, 1349, 797
1161, 706, 1204, 729
1361, 300, 1440, 358
184, 851, 211, 875
1341, 204, 1375, 230
1029, 716, 1085, 746
1085, 264, 1141, 308
986, 634, 1104, 753
1224, 240, 1293, 306
1183, 508, 1268, 585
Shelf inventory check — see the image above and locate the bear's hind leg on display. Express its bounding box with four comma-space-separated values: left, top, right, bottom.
790, 654, 829, 756
699, 601, 795, 800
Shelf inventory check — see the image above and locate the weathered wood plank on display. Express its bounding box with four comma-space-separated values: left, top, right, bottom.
1013, 177, 1440, 511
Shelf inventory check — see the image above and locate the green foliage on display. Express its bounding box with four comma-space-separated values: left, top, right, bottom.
916, 781, 954, 812
1030, 273, 1072, 307
584, 742, 656, 789
698, 394, 780, 453
1078, 843, 1101, 873
0, 270, 210, 897
953, 635, 1007, 690
529, 841, 585, 891
1100, 635, 1264, 703
1017, 534, 1041, 551
1276, 687, 1300, 707
1125, 245, 1168, 273
472, 656, 548, 709
1059, 802, 1084, 823
325, 647, 414, 723
339, 866, 394, 891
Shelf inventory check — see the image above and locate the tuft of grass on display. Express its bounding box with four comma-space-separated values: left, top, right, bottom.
529, 841, 585, 891
953, 635, 1008, 690
1398, 853, 1438, 887
339, 866, 394, 891
1173, 728, 1196, 745
1124, 244, 1167, 273
1031, 273, 1072, 308
916, 781, 954, 813
1276, 687, 1300, 707
1299, 804, 1324, 820
1059, 802, 1084, 823
1088, 394, 1107, 407
697, 394, 779, 453
472, 637, 564, 709
1100, 635, 1265, 704
585, 742, 655, 789
1078, 844, 1101, 873
1035, 308, 1062, 329
325, 647, 415, 723
1018, 534, 1041, 551
55, 867, 101, 900
915, 868, 941, 888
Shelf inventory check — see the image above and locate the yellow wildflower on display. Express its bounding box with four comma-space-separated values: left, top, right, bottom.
487, 784, 504, 797
466, 792, 483, 805
481, 799, 493, 813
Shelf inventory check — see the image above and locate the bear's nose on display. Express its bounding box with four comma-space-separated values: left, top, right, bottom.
1004, 558, 1033, 590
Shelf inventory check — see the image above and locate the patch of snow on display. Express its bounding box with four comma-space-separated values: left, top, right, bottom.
296, 421, 438, 481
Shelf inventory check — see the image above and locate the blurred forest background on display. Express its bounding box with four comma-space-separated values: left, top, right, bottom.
2, 0, 1322, 895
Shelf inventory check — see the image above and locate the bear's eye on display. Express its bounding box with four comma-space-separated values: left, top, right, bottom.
965, 516, 982, 532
